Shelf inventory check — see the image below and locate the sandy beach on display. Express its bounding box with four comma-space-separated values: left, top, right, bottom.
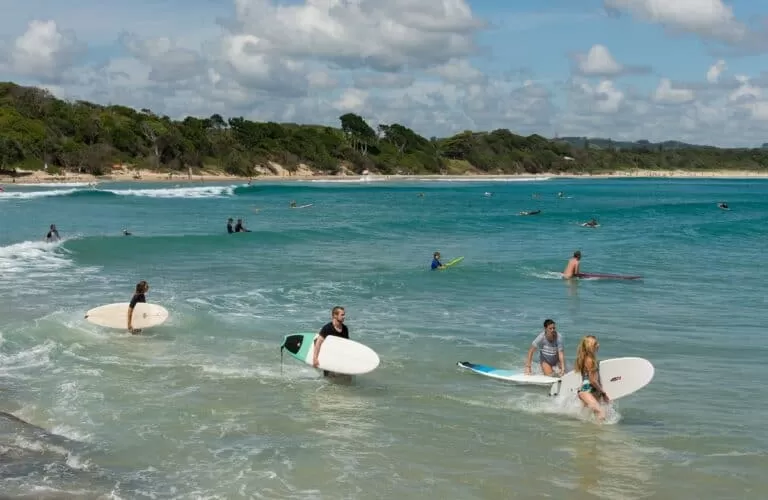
2, 167, 767, 185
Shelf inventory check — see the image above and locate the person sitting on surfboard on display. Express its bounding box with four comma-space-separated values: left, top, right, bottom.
718, 202, 728, 210
575, 335, 609, 422
127, 280, 149, 334
234, 219, 250, 232
431, 252, 444, 270
312, 306, 349, 377
562, 250, 581, 279
227, 218, 234, 233
524, 319, 566, 377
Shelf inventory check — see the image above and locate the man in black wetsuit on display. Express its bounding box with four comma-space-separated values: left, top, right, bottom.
312, 306, 349, 377
227, 218, 234, 233
234, 218, 250, 232
45, 224, 60, 242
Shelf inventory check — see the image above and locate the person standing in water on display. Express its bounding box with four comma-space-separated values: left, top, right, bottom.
575, 335, 609, 422
45, 224, 60, 242
227, 218, 234, 234
127, 280, 149, 334
312, 306, 350, 377
524, 319, 566, 376
562, 250, 581, 279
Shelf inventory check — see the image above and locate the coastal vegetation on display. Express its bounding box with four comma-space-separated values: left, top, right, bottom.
1, 81, 767, 177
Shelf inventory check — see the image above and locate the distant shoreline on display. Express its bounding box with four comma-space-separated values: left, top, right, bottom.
2, 168, 768, 185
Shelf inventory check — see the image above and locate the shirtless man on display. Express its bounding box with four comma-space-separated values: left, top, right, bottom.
562, 250, 581, 279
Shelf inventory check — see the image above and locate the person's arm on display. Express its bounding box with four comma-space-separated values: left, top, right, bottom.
127, 295, 138, 331
588, 360, 608, 401
558, 338, 566, 375
524, 345, 537, 374
312, 334, 325, 367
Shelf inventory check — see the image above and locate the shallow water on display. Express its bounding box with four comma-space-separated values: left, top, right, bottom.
0, 177, 766, 498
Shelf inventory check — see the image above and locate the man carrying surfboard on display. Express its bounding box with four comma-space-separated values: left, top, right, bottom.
313, 306, 349, 376
524, 319, 566, 377
562, 250, 581, 279
127, 280, 149, 334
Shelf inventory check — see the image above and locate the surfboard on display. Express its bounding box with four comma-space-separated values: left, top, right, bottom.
84, 302, 169, 330
457, 361, 559, 386
581, 223, 600, 228
549, 357, 654, 400
281, 333, 380, 375
444, 256, 464, 268
576, 272, 642, 280
292, 204, 313, 209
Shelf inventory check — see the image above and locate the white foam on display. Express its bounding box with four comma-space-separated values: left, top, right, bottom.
0, 188, 80, 199
108, 185, 238, 198
13, 182, 93, 187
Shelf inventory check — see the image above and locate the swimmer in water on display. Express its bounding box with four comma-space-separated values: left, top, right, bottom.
562, 250, 581, 279
431, 251, 444, 270
583, 218, 599, 228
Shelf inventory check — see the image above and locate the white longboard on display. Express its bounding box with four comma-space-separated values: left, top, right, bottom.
457, 361, 559, 386
550, 357, 654, 400
85, 302, 169, 330
281, 332, 380, 375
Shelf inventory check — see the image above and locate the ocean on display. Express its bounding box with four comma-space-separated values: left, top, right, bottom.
0, 176, 766, 499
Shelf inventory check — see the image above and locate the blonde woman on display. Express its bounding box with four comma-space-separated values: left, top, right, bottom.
574, 335, 610, 421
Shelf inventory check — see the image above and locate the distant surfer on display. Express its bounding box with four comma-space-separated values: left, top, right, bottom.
718, 202, 729, 210
290, 200, 297, 208
127, 280, 149, 334
45, 224, 60, 242
582, 219, 599, 228
313, 306, 349, 377
431, 251, 444, 270
122, 228, 132, 236
234, 218, 251, 232
524, 319, 566, 377
227, 218, 234, 234
519, 210, 541, 216
575, 335, 609, 422
558, 192, 565, 199
562, 250, 581, 279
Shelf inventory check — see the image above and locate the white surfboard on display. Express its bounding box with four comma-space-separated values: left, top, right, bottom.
85, 302, 169, 330
281, 332, 380, 375
549, 357, 654, 400
457, 361, 559, 386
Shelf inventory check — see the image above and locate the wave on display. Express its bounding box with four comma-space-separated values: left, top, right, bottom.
1, 184, 240, 201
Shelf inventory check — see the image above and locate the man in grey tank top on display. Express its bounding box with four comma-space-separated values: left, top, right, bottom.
524, 319, 566, 376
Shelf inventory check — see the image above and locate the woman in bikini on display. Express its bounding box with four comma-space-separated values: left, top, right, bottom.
574, 335, 610, 421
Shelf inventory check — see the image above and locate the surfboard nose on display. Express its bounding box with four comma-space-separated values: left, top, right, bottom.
281, 334, 304, 355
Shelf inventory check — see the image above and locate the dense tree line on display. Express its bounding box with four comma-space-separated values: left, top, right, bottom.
1, 82, 767, 177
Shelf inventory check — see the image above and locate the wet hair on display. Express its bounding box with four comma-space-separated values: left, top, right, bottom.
575, 335, 599, 374
433, 252, 440, 258
574, 250, 581, 258
135, 280, 149, 294
543, 319, 555, 328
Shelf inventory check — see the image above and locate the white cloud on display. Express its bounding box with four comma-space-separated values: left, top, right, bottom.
654, 78, 695, 104
576, 45, 623, 76
603, 0, 747, 43
706, 59, 726, 83
4, 20, 83, 81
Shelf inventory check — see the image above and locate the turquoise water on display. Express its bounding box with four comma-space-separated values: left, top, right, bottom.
1, 177, 766, 499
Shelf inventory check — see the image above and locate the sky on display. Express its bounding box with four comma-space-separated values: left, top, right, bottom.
1, 0, 768, 147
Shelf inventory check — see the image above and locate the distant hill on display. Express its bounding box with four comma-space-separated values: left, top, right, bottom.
555, 137, 716, 151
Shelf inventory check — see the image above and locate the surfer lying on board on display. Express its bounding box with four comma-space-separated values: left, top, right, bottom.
583, 219, 599, 228
524, 319, 565, 377
127, 280, 149, 334
431, 252, 444, 270
575, 335, 609, 422
313, 306, 349, 376
562, 250, 581, 279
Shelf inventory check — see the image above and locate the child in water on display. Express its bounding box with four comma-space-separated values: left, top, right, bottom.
574, 335, 610, 422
